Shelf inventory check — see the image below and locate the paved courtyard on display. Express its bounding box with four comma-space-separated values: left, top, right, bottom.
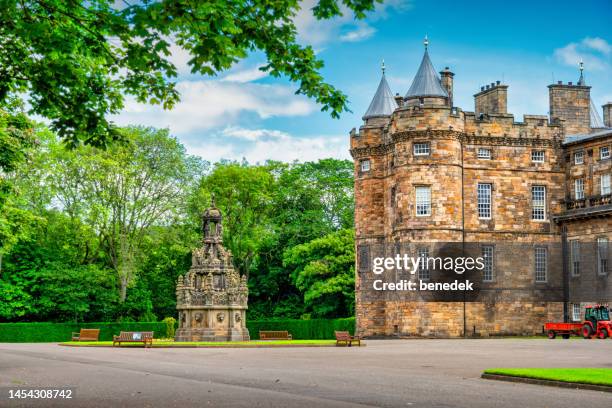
1, 339, 611, 407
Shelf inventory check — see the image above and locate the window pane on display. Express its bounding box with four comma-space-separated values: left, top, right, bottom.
572, 304, 581, 321
571, 241, 580, 276
415, 187, 431, 216
477, 183, 492, 219
535, 247, 547, 282
531, 185, 546, 220
360, 159, 370, 172
601, 147, 610, 160
482, 245, 494, 281
574, 151, 584, 164
478, 148, 491, 159
414, 143, 430, 156
532, 150, 545, 163
601, 174, 611, 195
598, 238, 608, 275
418, 248, 430, 280
575, 179, 584, 199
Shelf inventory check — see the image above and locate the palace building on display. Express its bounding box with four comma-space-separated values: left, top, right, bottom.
351, 38, 612, 337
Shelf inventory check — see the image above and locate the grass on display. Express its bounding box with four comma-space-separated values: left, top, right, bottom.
60, 339, 340, 348
484, 368, 612, 386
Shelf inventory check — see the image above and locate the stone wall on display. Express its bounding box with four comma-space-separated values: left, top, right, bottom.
357, 301, 564, 337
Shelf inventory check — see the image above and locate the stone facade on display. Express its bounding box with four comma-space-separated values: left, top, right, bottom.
352, 43, 612, 337
175, 204, 250, 342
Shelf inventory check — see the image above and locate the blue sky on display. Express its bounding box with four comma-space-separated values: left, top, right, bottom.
112, 0, 612, 163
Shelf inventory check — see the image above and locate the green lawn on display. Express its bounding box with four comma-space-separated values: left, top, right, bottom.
60, 339, 339, 347
484, 368, 612, 386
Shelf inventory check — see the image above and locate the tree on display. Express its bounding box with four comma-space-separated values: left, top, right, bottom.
283, 229, 355, 318
1, 0, 381, 147
0, 107, 38, 272
37, 126, 206, 302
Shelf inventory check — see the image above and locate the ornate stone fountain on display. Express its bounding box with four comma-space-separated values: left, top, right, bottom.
175, 202, 249, 341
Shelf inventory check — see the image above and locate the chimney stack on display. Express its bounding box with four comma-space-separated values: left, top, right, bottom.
474, 81, 508, 115
603, 102, 612, 128
440, 67, 454, 108
548, 81, 591, 135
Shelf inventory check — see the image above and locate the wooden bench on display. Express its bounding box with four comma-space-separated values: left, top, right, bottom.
335, 331, 361, 347
71, 329, 100, 342
112, 331, 154, 348
259, 330, 292, 340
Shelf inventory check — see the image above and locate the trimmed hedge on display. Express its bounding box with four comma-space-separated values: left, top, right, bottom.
0, 318, 355, 342
246, 318, 355, 340
0, 322, 168, 342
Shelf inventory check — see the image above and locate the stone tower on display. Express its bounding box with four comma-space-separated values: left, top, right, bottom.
175, 202, 250, 342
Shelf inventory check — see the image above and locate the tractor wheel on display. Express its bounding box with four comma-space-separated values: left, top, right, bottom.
547, 330, 556, 339
599, 329, 608, 340
561, 334, 570, 339
582, 324, 593, 339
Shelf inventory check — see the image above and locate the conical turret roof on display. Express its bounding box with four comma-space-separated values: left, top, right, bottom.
405, 49, 448, 99
363, 71, 398, 120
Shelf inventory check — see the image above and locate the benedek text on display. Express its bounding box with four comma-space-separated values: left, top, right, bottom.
373, 279, 474, 291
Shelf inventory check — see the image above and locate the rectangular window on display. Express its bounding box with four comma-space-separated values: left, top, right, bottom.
601, 146, 610, 160
413, 142, 430, 156
601, 174, 611, 195
360, 159, 370, 172
572, 304, 581, 322
482, 245, 494, 282
415, 186, 431, 216
477, 183, 492, 219
535, 247, 547, 282
575, 178, 584, 199
598, 238, 608, 275
570, 240, 580, 277
574, 151, 584, 165
531, 150, 545, 163
417, 248, 430, 280
477, 148, 492, 159
531, 185, 546, 221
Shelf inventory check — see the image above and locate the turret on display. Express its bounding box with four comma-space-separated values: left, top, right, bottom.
404, 36, 448, 107
362, 60, 398, 125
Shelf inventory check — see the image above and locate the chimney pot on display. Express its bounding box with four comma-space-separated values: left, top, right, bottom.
491, 82, 495, 87
481, 86, 485, 91
557, 81, 562, 85
568, 81, 573, 85
486, 85, 490, 90
496, 80, 501, 85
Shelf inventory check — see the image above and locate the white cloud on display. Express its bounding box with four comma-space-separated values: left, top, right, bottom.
185, 126, 350, 163
221, 65, 268, 83
113, 80, 314, 135
554, 37, 611, 71
582, 37, 611, 55
340, 24, 376, 42
293, 0, 411, 46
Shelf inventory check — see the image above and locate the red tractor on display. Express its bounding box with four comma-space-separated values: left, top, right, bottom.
544, 305, 611, 339
581, 305, 612, 339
